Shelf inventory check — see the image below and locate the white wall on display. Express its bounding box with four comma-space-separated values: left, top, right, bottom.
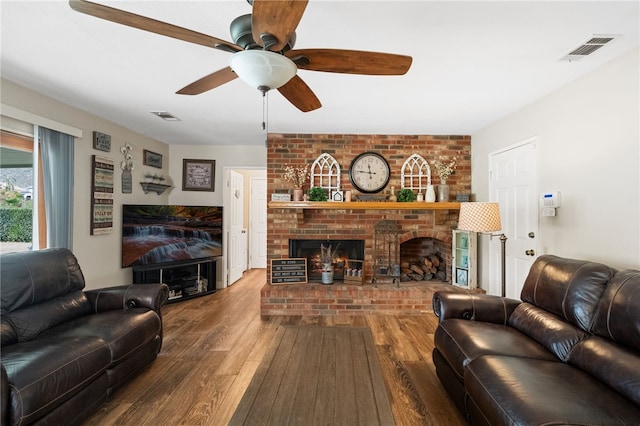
471, 47, 639, 287
168, 145, 266, 206
1, 79, 267, 289
2, 79, 171, 289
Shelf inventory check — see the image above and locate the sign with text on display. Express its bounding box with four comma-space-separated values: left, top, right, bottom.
271, 258, 307, 284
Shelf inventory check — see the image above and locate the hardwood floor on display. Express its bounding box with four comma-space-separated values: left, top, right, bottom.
83, 269, 465, 426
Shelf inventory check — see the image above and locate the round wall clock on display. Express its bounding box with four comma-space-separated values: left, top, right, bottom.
349, 152, 391, 193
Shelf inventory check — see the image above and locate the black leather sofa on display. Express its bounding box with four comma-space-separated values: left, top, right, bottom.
432, 255, 640, 425
1, 248, 169, 426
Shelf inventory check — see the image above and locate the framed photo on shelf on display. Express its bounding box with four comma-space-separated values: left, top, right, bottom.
143, 150, 162, 168
461, 255, 469, 268
456, 268, 468, 286
182, 159, 215, 192
460, 234, 468, 249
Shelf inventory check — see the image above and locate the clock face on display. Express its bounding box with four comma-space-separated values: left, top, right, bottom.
349, 152, 391, 193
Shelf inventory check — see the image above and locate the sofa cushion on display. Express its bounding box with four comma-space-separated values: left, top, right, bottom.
434, 319, 556, 380
40, 309, 162, 364
508, 302, 588, 361
2, 336, 110, 425
0, 248, 86, 311
569, 336, 640, 407
4, 291, 92, 343
520, 255, 615, 331
465, 355, 640, 426
591, 269, 640, 351
1, 249, 92, 344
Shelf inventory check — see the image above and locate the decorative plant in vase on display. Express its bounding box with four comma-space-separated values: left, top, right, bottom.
397, 188, 417, 202
433, 158, 456, 202
308, 187, 328, 201
320, 242, 340, 284
283, 164, 309, 201
433, 158, 456, 185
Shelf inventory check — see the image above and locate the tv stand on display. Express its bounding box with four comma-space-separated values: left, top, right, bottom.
133, 257, 218, 303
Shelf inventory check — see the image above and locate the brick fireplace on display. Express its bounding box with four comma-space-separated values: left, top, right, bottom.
263, 134, 472, 315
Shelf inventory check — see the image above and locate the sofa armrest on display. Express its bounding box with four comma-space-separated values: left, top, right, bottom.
432, 291, 521, 325
85, 284, 169, 315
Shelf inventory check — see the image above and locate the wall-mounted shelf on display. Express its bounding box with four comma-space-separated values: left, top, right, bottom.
140, 182, 171, 195
268, 201, 460, 225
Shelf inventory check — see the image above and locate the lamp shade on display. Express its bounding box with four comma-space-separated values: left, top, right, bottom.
458, 202, 502, 232
229, 50, 297, 91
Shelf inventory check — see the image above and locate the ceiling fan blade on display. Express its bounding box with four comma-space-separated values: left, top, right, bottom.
69, 0, 241, 52
176, 67, 238, 95
277, 75, 321, 112
286, 49, 412, 75
252, 0, 308, 51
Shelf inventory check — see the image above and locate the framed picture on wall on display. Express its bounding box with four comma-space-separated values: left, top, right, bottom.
182, 159, 215, 191
143, 150, 162, 168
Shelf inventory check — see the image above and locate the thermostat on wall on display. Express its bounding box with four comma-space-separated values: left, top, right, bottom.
540, 192, 561, 208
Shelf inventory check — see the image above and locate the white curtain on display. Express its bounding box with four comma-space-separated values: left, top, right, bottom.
38, 126, 74, 249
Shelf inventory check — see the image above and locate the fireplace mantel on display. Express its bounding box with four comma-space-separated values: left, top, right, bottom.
268, 201, 460, 225
268, 201, 460, 210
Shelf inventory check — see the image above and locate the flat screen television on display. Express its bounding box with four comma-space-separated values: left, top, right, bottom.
122, 204, 223, 268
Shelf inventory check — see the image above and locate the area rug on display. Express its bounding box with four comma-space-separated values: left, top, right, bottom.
229, 326, 395, 426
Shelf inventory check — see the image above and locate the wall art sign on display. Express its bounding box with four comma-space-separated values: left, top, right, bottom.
143, 149, 162, 168
93, 131, 111, 152
90, 155, 114, 235
182, 159, 215, 191
270, 258, 308, 284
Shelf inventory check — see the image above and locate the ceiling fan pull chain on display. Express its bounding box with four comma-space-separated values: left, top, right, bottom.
262, 90, 267, 131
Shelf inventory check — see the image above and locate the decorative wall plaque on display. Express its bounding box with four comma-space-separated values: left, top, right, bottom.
93, 131, 111, 152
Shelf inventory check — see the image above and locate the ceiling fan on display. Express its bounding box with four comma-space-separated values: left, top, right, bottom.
68, 0, 412, 112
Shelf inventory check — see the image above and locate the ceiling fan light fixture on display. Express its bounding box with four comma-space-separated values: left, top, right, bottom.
229, 50, 297, 92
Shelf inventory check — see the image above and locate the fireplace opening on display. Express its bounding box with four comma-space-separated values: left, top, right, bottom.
289, 239, 365, 282
399, 238, 451, 282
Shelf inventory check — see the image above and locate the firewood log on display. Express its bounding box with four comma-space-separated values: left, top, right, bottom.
408, 273, 424, 281
410, 264, 423, 274
435, 271, 446, 281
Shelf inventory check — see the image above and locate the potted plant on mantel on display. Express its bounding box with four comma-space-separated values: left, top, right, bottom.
283, 164, 309, 202
320, 242, 340, 285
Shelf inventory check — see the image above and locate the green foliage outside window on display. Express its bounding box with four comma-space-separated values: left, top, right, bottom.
0, 208, 32, 242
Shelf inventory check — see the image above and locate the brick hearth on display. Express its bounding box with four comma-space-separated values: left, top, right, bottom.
261, 281, 479, 316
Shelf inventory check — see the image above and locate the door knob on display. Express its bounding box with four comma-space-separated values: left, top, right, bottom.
528, 232, 535, 238
525, 249, 535, 256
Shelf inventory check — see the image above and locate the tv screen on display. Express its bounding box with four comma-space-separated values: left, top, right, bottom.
122, 204, 223, 268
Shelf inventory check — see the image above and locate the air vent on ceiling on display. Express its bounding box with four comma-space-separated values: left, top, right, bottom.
151, 111, 181, 121
561, 36, 616, 62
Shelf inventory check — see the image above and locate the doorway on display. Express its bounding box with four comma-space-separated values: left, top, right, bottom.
489, 138, 539, 298
223, 167, 267, 287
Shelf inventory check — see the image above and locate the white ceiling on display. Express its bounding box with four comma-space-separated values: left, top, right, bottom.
1, 1, 638, 146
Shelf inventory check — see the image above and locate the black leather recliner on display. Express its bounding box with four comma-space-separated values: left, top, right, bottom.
1, 248, 168, 426
432, 255, 640, 425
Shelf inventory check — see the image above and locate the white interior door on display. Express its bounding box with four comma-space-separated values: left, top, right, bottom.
250, 177, 268, 268
227, 169, 246, 285
489, 138, 538, 299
